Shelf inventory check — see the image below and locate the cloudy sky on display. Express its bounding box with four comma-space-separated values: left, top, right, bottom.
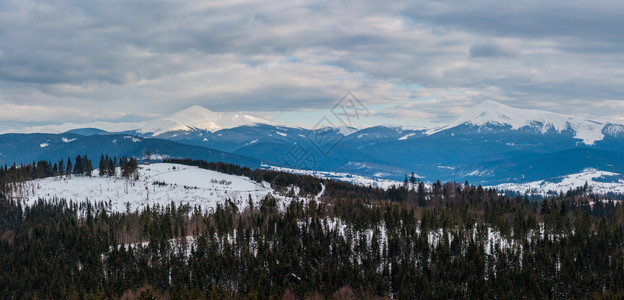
1, 0, 623, 130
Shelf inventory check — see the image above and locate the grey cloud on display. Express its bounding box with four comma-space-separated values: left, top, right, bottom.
0, 0, 623, 127
469, 42, 515, 58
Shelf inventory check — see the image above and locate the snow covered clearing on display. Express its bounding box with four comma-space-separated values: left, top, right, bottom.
18, 163, 301, 213
495, 169, 624, 196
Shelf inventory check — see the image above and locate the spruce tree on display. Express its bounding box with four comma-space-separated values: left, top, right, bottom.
108, 157, 116, 177
85, 155, 93, 177
58, 159, 64, 177
403, 174, 409, 191
99, 154, 106, 177
66, 158, 72, 177
74, 155, 84, 175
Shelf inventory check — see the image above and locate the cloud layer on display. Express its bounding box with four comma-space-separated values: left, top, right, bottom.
1, 0, 623, 129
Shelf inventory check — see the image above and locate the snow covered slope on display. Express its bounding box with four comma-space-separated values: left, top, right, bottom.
427, 100, 607, 145
138, 105, 273, 136
19, 163, 299, 213
495, 169, 624, 196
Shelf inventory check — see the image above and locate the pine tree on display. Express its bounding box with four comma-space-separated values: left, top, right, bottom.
107, 156, 116, 177
74, 155, 84, 175
409, 172, 417, 190
58, 159, 65, 177
66, 158, 73, 177
403, 174, 409, 191
417, 182, 426, 207
99, 154, 106, 177
85, 155, 93, 177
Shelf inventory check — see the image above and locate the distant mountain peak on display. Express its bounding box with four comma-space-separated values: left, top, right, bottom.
455, 100, 567, 128
428, 100, 607, 145
138, 105, 273, 136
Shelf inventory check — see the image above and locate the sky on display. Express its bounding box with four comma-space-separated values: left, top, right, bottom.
1, 0, 623, 131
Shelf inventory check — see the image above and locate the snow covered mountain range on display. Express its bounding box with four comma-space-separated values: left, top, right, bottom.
426, 100, 614, 145
7, 101, 622, 145
2, 101, 624, 192
137, 105, 274, 136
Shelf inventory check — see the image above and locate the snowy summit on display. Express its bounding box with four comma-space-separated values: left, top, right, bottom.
138, 105, 273, 136
428, 100, 607, 145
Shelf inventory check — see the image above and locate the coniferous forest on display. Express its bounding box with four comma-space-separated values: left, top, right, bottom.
1, 158, 624, 299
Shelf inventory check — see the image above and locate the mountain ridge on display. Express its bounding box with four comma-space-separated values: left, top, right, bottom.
4, 101, 622, 144
1, 101, 624, 186
426, 100, 609, 145
137, 105, 274, 136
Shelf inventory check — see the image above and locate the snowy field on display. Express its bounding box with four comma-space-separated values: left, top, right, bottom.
495, 169, 624, 196
17, 163, 301, 213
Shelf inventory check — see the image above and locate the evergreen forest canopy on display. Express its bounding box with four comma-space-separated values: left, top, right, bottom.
1, 157, 624, 299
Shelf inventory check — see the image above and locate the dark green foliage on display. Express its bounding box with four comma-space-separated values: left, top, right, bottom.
120, 156, 138, 179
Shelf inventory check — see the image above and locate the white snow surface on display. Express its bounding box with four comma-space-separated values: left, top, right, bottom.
336, 126, 358, 136
604, 124, 624, 136
426, 100, 608, 145
20, 163, 298, 213
123, 136, 141, 142
379, 124, 426, 131
398, 133, 417, 140
138, 105, 273, 136
495, 169, 624, 195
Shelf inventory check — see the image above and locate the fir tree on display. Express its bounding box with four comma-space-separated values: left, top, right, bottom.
99, 154, 106, 177
66, 157, 72, 177
74, 155, 84, 175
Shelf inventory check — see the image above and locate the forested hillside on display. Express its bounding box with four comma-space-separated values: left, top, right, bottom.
1, 158, 624, 299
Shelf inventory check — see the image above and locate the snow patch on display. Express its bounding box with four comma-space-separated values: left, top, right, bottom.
244, 139, 258, 146
336, 126, 357, 136
39, 143, 49, 148
62, 137, 77, 143
465, 169, 492, 177
437, 166, 455, 170
604, 124, 624, 136
398, 133, 416, 140
123, 136, 141, 142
